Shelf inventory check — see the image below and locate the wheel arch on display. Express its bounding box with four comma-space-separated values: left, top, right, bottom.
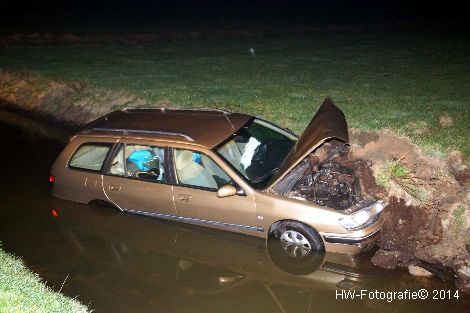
268, 219, 324, 246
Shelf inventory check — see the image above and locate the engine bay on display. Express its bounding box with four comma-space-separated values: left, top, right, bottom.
273, 140, 363, 211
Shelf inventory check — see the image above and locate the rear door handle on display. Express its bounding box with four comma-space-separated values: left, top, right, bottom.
109, 185, 122, 191
177, 194, 191, 202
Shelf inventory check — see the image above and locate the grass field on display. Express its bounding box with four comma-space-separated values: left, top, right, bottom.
0, 246, 89, 313
1, 31, 469, 156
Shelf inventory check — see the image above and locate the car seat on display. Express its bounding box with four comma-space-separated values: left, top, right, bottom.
175, 150, 217, 189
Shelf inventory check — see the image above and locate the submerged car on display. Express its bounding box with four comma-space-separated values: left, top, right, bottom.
50, 197, 367, 295
50, 98, 386, 256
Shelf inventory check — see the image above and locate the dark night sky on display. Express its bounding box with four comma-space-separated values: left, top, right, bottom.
1, 0, 468, 33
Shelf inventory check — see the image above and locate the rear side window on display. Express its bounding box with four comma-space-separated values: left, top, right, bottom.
69, 143, 112, 172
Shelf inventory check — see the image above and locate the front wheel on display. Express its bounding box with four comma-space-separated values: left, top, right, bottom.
268, 221, 324, 274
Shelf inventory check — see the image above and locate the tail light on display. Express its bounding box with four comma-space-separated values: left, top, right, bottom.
51, 209, 59, 218
49, 175, 55, 183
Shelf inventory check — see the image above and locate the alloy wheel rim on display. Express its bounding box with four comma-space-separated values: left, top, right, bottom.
280, 230, 312, 258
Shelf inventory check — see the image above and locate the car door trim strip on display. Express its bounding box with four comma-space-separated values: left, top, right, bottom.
124, 208, 263, 232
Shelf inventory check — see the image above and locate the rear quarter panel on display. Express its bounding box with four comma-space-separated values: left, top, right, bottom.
51, 135, 117, 203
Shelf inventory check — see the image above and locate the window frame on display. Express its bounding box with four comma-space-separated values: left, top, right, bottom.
103, 142, 173, 185
68, 142, 114, 173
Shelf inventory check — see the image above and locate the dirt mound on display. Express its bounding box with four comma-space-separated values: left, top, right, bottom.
349, 129, 470, 290
371, 198, 441, 268
0, 69, 149, 125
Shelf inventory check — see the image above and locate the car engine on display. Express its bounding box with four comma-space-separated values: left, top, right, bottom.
273, 140, 362, 210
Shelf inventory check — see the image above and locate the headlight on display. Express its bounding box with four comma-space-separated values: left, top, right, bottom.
339, 200, 385, 230
339, 210, 372, 229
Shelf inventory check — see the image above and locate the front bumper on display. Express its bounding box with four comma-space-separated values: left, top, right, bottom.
320, 214, 384, 254
323, 226, 381, 245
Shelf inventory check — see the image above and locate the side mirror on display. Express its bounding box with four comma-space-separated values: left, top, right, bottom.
217, 185, 237, 198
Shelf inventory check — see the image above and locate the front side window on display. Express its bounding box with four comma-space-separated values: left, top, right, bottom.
108, 144, 166, 182
174, 149, 232, 190
69, 143, 112, 172
216, 119, 296, 189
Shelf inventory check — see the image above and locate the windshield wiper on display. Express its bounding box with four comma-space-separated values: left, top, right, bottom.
251, 167, 279, 184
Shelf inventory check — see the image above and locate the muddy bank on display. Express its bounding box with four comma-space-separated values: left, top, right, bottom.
0, 30, 264, 46
1, 19, 465, 47
349, 129, 470, 290
0, 106, 70, 143
1, 69, 469, 290
0, 25, 374, 46
0, 68, 152, 125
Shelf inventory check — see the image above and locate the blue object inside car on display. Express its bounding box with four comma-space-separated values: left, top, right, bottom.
128, 150, 158, 171
192, 152, 202, 165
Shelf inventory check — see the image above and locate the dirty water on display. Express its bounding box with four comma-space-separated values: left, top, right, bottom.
0, 113, 469, 313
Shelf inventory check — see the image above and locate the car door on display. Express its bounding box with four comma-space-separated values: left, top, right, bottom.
172, 148, 258, 235
58, 141, 114, 203
102, 141, 176, 219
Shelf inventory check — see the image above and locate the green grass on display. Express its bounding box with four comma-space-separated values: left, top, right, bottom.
376, 159, 411, 191
1, 31, 469, 155
376, 158, 431, 205
451, 205, 467, 238
0, 246, 89, 313
453, 205, 466, 228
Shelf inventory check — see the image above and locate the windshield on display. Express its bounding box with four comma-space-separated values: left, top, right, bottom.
216, 119, 296, 189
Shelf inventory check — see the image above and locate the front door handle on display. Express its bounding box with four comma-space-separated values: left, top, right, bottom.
177, 194, 191, 202
109, 185, 122, 191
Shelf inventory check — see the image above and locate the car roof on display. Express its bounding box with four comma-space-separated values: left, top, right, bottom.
79, 108, 253, 149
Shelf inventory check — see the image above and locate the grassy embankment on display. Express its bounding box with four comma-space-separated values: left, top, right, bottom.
0, 246, 89, 312
0, 31, 469, 156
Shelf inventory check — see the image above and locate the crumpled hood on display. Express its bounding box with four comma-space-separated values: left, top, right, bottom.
265, 97, 349, 190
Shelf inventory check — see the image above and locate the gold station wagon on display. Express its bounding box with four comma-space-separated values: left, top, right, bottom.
50, 98, 386, 256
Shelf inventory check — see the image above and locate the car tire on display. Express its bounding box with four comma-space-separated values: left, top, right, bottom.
268, 221, 325, 274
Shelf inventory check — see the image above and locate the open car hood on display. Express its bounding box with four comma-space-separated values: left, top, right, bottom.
265, 98, 349, 190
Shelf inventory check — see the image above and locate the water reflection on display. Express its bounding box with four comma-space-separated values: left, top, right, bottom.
38, 198, 469, 312
52, 198, 363, 288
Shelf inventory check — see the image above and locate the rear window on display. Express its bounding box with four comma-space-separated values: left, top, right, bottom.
69, 143, 112, 172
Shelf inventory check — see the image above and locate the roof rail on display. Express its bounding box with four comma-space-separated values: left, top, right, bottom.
85, 127, 195, 141
122, 107, 232, 114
